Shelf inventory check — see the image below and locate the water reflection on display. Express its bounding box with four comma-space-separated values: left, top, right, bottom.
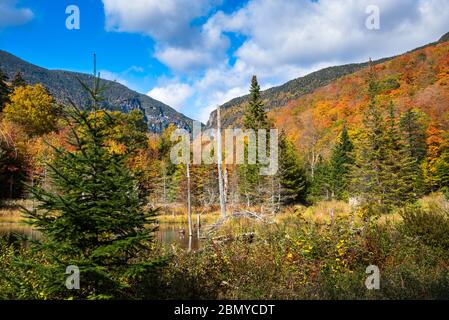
0, 223, 41, 240
0, 223, 202, 250
155, 224, 203, 251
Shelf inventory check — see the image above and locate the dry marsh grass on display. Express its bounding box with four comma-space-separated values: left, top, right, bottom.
0, 199, 32, 223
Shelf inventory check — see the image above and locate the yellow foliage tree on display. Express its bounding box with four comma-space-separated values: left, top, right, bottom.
3, 84, 60, 136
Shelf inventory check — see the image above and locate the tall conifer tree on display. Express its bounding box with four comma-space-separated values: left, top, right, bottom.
18, 72, 161, 299
278, 131, 308, 205
239, 75, 269, 208
329, 126, 354, 201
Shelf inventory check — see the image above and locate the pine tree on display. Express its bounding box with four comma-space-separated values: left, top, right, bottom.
329, 126, 354, 201
0, 66, 10, 112
11, 72, 27, 89
239, 75, 270, 209
382, 102, 417, 208
244, 75, 268, 131
400, 109, 427, 164
18, 74, 162, 299
432, 128, 449, 198
278, 131, 308, 205
308, 156, 331, 202
353, 66, 418, 216
434, 147, 449, 198
399, 109, 427, 195
351, 65, 388, 215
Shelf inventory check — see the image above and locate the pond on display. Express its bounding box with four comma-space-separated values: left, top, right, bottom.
0, 222, 204, 251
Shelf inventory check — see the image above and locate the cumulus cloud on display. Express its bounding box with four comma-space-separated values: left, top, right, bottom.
102, 0, 227, 72
103, 0, 214, 44
148, 82, 194, 111
214, 0, 449, 68
105, 0, 449, 122
0, 0, 33, 28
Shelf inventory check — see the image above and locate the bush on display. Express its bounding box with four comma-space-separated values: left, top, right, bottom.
400, 204, 449, 250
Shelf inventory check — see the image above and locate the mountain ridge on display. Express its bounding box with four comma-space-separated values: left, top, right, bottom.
0, 50, 194, 133
207, 32, 449, 129
272, 34, 449, 155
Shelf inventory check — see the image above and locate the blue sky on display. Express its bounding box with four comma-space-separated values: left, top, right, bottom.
1, 0, 449, 122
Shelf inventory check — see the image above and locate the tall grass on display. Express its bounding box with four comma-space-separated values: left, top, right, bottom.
0, 199, 32, 223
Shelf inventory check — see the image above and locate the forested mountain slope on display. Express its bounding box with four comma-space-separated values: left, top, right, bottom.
274, 35, 449, 157
207, 32, 449, 131
0, 50, 193, 132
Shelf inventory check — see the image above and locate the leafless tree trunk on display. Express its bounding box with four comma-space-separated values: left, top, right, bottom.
187, 163, 193, 238
217, 106, 227, 218
197, 212, 201, 238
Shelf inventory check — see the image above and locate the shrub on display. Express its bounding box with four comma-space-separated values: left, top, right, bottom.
400, 204, 449, 250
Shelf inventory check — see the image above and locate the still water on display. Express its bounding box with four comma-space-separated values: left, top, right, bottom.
0, 223, 203, 250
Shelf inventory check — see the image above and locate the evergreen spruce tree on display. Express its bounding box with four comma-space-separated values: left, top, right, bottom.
0, 66, 10, 112
400, 109, 427, 163
11, 72, 27, 89
329, 126, 354, 201
399, 109, 427, 195
278, 131, 308, 205
434, 147, 449, 198
239, 75, 269, 208
432, 128, 449, 197
18, 73, 161, 299
308, 156, 331, 202
244, 75, 268, 131
383, 102, 417, 208
353, 65, 418, 216
352, 65, 387, 215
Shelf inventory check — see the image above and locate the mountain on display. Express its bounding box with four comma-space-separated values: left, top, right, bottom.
273, 34, 449, 154
207, 32, 449, 129
0, 50, 193, 133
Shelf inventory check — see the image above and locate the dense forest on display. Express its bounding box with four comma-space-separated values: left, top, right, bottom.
1, 37, 449, 299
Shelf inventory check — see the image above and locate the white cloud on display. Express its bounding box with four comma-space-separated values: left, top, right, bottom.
102, 0, 227, 72
214, 0, 449, 68
0, 0, 33, 28
99, 70, 132, 88
148, 82, 194, 111
104, 0, 449, 122
102, 0, 214, 44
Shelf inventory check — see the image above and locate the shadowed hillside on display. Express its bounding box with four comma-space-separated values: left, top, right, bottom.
0, 50, 194, 132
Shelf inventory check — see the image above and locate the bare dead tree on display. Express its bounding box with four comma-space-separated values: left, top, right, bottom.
217, 105, 227, 218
